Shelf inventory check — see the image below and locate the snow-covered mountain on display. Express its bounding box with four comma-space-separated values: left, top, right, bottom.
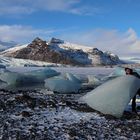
0, 40, 17, 51
0, 37, 124, 66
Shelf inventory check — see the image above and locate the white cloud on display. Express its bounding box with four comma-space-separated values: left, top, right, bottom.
0, 25, 55, 43
0, 24, 139, 57
0, 0, 100, 16
0, 6, 34, 15
35, 0, 79, 11
0, 0, 34, 15
60, 28, 140, 57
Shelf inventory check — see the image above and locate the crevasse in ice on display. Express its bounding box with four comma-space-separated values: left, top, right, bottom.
82, 75, 140, 118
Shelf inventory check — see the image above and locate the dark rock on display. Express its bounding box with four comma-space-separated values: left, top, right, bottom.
21, 111, 32, 117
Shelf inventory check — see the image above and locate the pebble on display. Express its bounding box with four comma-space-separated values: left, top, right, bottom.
0, 89, 140, 140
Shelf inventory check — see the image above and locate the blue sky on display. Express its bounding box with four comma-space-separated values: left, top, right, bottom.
0, 0, 140, 57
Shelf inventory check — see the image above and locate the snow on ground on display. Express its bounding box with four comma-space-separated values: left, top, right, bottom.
0, 44, 28, 55
59, 42, 93, 52
0, 66, 140, 139
0, 90, 140, 140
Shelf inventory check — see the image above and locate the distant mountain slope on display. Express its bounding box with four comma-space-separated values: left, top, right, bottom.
0, 40, 17, 51
1, 37, 124, 66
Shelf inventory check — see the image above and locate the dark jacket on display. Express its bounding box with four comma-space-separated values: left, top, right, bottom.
132, 72, 140, 79
132, 72, 140, 96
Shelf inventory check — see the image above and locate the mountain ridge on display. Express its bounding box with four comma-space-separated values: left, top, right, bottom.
1, 37, 124, 66
0, 40, 18, 51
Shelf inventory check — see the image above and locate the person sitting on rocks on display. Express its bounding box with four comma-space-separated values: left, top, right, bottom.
125, 67, 140, 113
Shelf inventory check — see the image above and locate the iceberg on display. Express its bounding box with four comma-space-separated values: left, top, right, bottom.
87, 75, 101, 86
109, 66, 125, 77
65, 73, 81, 83
82, 75, 140, 118
44, 73, 81, 93
0, 71, 22, 86
24, 68, 60, 81
0, 79, 7, 88
101, 67, 125, 82
0, 71, 40, 87
0, 68, 60, 88
135, 68, 140, 75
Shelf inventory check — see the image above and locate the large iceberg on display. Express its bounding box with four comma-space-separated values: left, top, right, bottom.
0, 68, 60, 88
45, 73, 81, 93
0, 71, 42, 88
110, 66, 126, 76
23, 68, 60, 81
0, 71, 22, 86
0, 79, 7, 88
101, 67, 125, 82
82, 75, 140, 118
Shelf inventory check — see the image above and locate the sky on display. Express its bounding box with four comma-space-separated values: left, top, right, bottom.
0, 0, 140, 57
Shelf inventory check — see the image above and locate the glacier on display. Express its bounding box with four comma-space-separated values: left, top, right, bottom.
82, 75, 140, 118
0, 56, 61, 67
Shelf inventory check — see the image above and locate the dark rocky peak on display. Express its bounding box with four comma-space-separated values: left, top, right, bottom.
32, 37, 46, 44
104, 51, 119, 61
91, 48, 103, 55
27, 37, 47, 49
50, 38, 64, 44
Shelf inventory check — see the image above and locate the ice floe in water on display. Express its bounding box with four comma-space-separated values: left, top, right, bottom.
82, 75, 140, 118
45, 73, 81, 93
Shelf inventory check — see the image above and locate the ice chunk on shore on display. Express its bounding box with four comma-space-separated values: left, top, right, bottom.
0, 71, 21, 85
45, 73, 81, 93
0, 79, 7, 88
109, 66, 125, 77
101, 67, 125, 82
82, 75, 140, 118
0, 68, 60, 87
65, 73, 81, 83
0, 71, 41, 87
24, 68, 60, 81
87, 75, 101, 86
